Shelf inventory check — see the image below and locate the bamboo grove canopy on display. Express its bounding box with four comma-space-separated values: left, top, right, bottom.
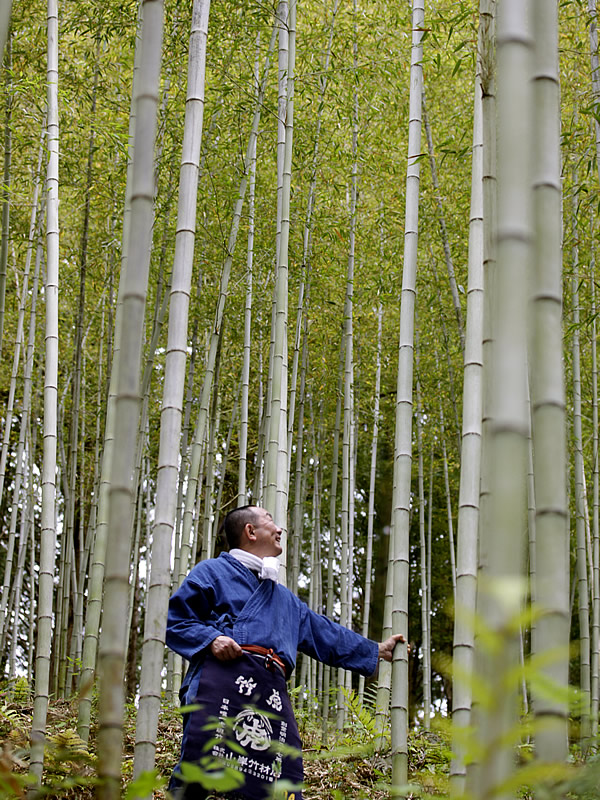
0, 0, 599, 797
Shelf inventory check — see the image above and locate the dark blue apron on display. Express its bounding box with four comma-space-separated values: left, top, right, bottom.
177, 652, 303, 799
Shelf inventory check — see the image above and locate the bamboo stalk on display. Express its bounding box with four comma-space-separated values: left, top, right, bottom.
238, 34, 259, 507
134, 0, 211, 775
30, 0, 60, 780
264, 0, 295, 573
591, 257, 599, 737
415, 360, 430, 730
390, 0, 424, 784
358, 300, 382, 702
572, 202, 591, 751
474, 1, 533, 795
77, 0, 145, 744
96, 0, 164, 794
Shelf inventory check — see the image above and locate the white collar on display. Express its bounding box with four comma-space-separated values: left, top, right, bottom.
229, 549, 280, 583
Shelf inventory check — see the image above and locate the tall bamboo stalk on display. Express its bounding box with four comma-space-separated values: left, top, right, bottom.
264, 0, 295, 571
530, 0, 569, 763
337, 110, 358, 733
77, 0, 145, 743
474, 1, 532, 797
134, 0, 210, 777
415, 364, 430, 730
96, 1, 164, 795
587, 0, 600, 742
450, 47, 484, 790
29, 0, 60, 780
464, 4, 495, 791
572, 202, 591, 751
0, 1, 11, 70
238, 34, 259, 508
8, 449, 29, 681
358, 300, 382, 702
290, 303, 309, 593
390, 0, 424, 784
27, 416, 37, 686
592, 260, 600, 737
322, 343, 343, 741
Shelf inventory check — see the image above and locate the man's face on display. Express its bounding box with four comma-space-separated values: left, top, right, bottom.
248, 507, 283, 558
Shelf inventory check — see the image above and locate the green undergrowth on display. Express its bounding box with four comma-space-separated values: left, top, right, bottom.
1, 682, 598, 799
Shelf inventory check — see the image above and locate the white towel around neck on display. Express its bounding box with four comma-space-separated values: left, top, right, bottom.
229, 549, 280, 583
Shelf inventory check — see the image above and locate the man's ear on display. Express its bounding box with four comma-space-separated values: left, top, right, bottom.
243, 522, 256, 543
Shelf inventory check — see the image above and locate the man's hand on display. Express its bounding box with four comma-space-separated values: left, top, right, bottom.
378, 633, 407, 662
210, 635, 243, 661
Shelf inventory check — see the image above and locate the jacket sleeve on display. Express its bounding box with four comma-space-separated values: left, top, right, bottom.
296, 602, 379, 677
166, 571, 226, 661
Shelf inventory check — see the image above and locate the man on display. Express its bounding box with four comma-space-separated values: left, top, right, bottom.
166, 505, 405, 799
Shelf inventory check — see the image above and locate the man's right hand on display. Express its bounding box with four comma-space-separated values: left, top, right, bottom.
210, 635, 243, 661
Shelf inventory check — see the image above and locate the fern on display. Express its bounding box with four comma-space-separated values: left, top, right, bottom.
339, 687, 377, 737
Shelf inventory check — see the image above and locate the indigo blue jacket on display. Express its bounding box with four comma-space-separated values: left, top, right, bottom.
166, 552, 379, 702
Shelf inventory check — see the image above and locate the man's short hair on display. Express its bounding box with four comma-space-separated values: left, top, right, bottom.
223, 505, 258, 550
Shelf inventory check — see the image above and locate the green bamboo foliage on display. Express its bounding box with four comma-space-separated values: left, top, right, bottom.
474, 1, 532, 797
0, 133, 43, 509
200, 371, 220, 561
177, 21, 277, 587
5, 217, 42, 678
134, 0, 210, 778
423, 91, 464, 353
59, 49, 99, 700
530, 0, 569, 763
286, 0, 338, 506
0, 37, 10, 361
96, 1, 164, 795
391, 0, 424, 785
3, 2, 600, 794
0, 139, 42, 642
29, 0, 60, 781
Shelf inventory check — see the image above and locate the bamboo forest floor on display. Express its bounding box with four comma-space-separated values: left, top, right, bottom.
0, 690, 453, 799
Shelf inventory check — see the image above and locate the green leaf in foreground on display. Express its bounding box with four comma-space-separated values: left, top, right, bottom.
125, 769, 166, 799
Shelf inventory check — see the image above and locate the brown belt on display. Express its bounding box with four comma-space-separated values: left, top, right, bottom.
241, 645, 287, 677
